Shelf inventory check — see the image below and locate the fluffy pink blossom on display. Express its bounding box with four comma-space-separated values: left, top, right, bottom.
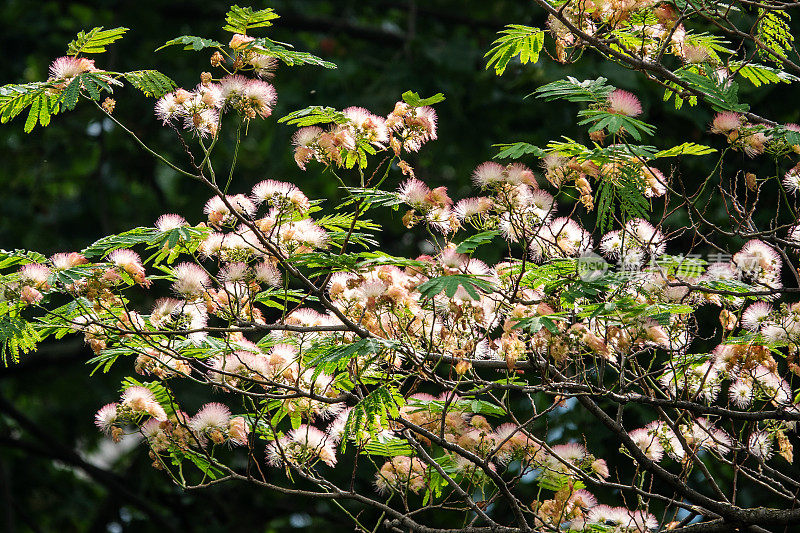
608, 89, 642, 117
472, 162, 506, 187
94, 403, 118, 434
171, 262, 211, 297
155, 213, 187, 231
49, 56, 97, 79
121, 386, 167, 421
398, 178, 431, 206
108, 249, 149, 287
50, 252, 87, 270
189, 402, 231, 433
711, 112, 742, 134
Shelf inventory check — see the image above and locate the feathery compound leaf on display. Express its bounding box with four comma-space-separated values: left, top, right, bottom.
0, 304, 41, 366
81, 227, 160, 258
123, 70, 177, 98
533, 76, 614, 103
223, 5, 279, 34
362, 437, 414, 457
248, 38, 336, 69
279, 106, 349, 126
417, 274, 495, 301
78, 72, 120, 102
0, 249, 47, 270
307, 338, 398, 379
485, 25, 545, 75
675, 69, 748, 112
757, 10, 794, 66
341, 386, 405, 452
156, 35, 224, 52
594, 164, 650, 231
732, 62, 799, 87
654, 142, 717, 158
455, 230, 500, 254
401, 91, 445, 107
577, 109, 656, 141
67, 27, 128, 56
0, 82, 49, 125
492, 142, 546, 159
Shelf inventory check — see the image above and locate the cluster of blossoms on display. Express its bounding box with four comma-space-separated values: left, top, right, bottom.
9, 12, 800, 530
710, 112, 774, 158
291, 101, 435, 170
545, 0, 722, 68
96, 387, 248, 467
225, 33, 278, 78
155, 74, 276, 136
48, 56, 99, 85
539, 152, 666, 215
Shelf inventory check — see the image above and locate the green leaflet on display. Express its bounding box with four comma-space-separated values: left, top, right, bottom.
156, 35, 224, 52
0, 304, 41, 366
757, 10, 794, 66
340, 385, 405, 452
307, 338, 398, 379
732, 62, 799, 87
81, 227, 160, 258
492, 142, 546, 160
485, 25, 545, 75
362, 437, 414, 457
653, 142, 716, 158
595, 164, 649, 232
533, 77, 614, 103
674, 68, 749, 113
401, 91, 445, 107
279, 106, 349, 127
454, 230, 500, 254
248, 38, 336, 69
577, 109, 656, 141
223, 5, 279, 34
417, 274, 495, 301
123, 70, 177, 98
0, 249, 47, 269
67, 27, 128, 56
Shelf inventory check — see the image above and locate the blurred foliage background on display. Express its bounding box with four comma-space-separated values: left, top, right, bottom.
1, 1, 799, 532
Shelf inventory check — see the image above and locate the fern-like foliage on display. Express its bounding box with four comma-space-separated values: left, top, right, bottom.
123, 70, 177, 98
21, 90, 60, 133
485, 25, 545, 75
577, 109, 656, 141
81, 227, 161, 258
67, 27, 129, 56
248, 38, 336, 69
0, 303, 41, 366
0, 71, 123, 132
156, 35, 224, 52
492, 141, 546, 160
417, 274, 496, 300
0, 249, 47, 269
340, 386, 405, 451
674, 67, 749, 112
732, 62, 799, 87
653, 142, 716, 158
533, 77, 614, 103
757, 10, 794, 66
0, 82, 50, 130
401, 91, 445, 107
279, 106, 349, 127
595, 164, 649, 231
223, 5, 279, 34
